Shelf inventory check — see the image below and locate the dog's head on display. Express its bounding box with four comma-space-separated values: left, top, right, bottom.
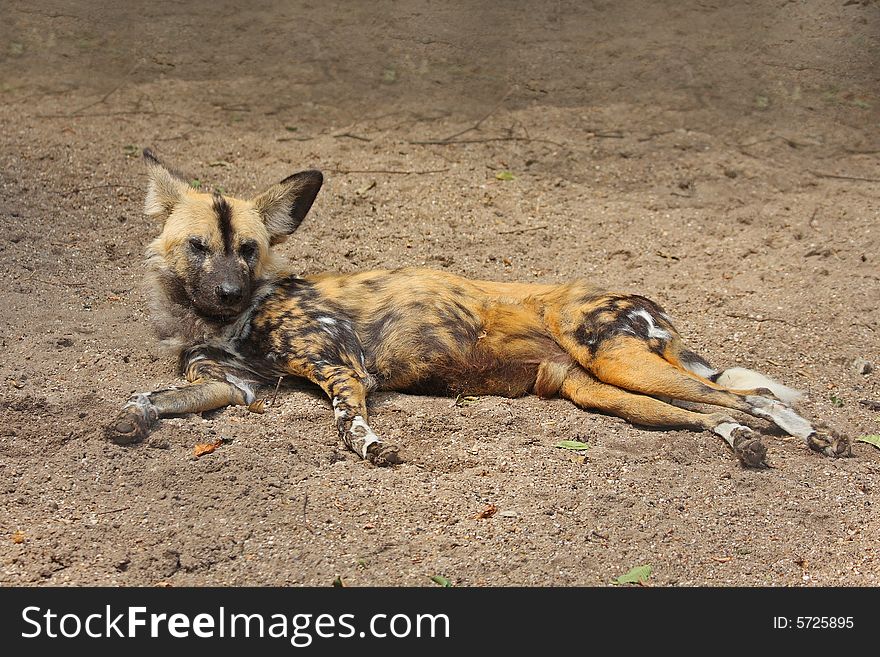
142, 149, 322, 320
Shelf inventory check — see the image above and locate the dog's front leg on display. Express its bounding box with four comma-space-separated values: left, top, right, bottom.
107, 349, 258, 445
106, 378, 255, 445
311, 364, 400, 466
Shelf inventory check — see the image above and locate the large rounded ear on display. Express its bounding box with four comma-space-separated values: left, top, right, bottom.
252, 170, 323, 244
143, 148, 191, 221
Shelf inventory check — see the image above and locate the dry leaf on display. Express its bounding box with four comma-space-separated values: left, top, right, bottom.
12, 530, 25, 544
193, 439, 223, 458
247, 399, 266, 414
356, 181, 376, 195
473, 503, 498, 520
710, 556, 732, 563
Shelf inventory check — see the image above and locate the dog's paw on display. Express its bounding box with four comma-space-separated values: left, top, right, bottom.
731, 427, 768, 468
106, 398, 157, 445
807, 427, 852, 458
366, 441, 402, 467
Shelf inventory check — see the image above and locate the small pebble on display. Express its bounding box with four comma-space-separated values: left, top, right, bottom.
852, 357, 873, 376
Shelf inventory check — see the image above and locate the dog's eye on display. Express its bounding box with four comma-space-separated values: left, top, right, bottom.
188, 237, 208, 254
239, 241, 258, 260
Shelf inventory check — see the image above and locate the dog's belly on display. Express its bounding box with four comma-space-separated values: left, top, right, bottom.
393, 359, 542, 398
366, 297, 571, 399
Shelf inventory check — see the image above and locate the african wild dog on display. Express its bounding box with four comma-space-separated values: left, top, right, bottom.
107, 150, 852, 466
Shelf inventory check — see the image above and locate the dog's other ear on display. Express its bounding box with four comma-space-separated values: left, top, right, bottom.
143, 148, 191, 221
252, 170, 323, 245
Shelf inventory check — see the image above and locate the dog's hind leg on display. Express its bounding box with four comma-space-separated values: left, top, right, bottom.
560, 368, 768, 466
542, 290, 850, 458
588, 338, 851, 458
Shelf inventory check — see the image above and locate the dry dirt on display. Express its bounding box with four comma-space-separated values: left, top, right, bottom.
1, 0, 878, 587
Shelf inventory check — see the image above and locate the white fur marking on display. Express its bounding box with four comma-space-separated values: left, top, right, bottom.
224, 373, 256, 404
630, 309, 671, 340
747, 395, 814, 439
350, 415, 380, 458
717, 367, 802, 405
683, 359, 716, 379
332, 397, 347, 421
319, 316, 338, 335
713, 421, 744, 447
143, 188, 166, 218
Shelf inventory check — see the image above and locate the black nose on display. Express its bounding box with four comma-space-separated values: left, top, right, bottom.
215, 283, 243, 304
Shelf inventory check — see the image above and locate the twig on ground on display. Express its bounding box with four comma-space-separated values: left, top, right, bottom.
410, 136, 565, 147
61, 183, 140, 197
809, 170, 880, 183
269, 376, 284, 407
302, 494, 314, 534
68, 61, 141, 115
156, 131, 195, 142
333, 132, 372, 142
36, 109, 196, 122
36, 279, 88, 288
497, 224, 548, 235
638, 129, 675, 142
726, 312, 789, 325
760, 60, 828, 73
329, 168, 448, 175
24, 269, 88, 287
427, 87, 513, 143
739, 135, 810, 149
95, 507, 130, 516
587, 129, 624, 139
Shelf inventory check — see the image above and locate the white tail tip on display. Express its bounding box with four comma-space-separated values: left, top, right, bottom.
715, 367, 803, 405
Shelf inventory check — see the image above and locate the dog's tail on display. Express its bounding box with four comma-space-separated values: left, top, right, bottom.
713, 367, 802, 405
679, 350, 802, 405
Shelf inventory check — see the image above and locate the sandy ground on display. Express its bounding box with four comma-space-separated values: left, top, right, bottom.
1, 0, 878, 586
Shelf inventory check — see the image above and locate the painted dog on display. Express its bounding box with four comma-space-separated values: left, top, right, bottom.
106, 150, 851, 466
